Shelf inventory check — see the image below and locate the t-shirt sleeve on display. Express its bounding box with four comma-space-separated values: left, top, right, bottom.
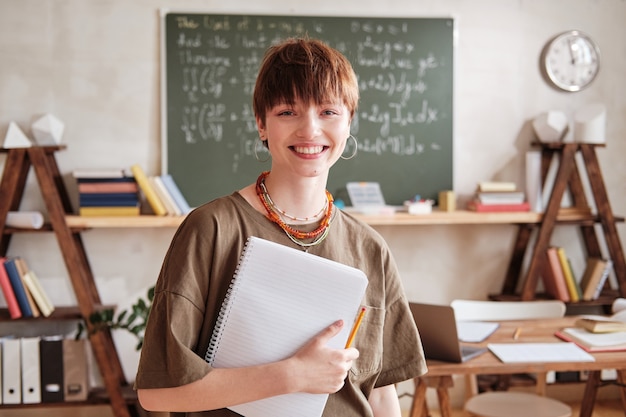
375, 248, 427, 387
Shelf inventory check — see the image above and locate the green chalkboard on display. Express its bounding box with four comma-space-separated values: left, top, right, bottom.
162, 13, 454, 207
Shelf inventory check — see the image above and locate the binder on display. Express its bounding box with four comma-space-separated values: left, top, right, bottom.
2, 338, 21, 404
39, 336, 65, 403
63, 339, 89, 401
205, 236, 368, 417
21, 336, 42, 403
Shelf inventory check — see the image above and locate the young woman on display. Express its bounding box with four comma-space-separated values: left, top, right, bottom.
135, 37, 426, 417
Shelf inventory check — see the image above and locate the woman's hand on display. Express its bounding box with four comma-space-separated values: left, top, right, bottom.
287, 320, 359, 394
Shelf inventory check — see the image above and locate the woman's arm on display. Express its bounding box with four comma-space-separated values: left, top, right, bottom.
138, 320, 358, 412
368, 384, 402, 417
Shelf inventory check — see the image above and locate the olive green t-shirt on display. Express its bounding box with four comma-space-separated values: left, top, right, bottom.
135, 192, 426, 416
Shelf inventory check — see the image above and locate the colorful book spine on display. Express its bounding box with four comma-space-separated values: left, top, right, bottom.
0, 257, 22, 319
544, 247, 570, 302
3, 258, 33, 317
592, 259, 613, 299
160, 174, 192, 214
15, 257, 40, 317
149, 176, 181, 216
130, 164, 167, 216
20, 266, 55, 317
79, 206, 141, 216
467, 201, 530, 212
556, 247, 580, 302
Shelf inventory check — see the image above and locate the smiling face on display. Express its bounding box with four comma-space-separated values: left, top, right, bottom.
257, 99, 351, 177
252, 38, 359, 178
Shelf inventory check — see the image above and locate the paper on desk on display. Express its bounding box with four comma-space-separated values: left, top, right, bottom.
457, 321, 500, 342
488, 342, 595, 363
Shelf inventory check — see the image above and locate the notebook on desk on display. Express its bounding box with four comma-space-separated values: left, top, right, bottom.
409, 302, 487, 363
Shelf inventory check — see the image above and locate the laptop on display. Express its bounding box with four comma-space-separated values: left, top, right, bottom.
409, 302, 487, 363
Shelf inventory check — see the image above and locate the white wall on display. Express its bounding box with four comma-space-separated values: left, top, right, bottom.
1, 0, 625, 415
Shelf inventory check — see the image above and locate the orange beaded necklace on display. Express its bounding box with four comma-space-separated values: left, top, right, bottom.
255, 171, 334, 241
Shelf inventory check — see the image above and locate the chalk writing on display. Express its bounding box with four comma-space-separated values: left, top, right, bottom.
164, 14, 453, 206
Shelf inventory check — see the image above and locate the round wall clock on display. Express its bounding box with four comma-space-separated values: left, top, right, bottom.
540, 30, 600, 92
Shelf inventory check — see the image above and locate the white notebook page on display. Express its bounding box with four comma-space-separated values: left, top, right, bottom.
206, 236, 368, 417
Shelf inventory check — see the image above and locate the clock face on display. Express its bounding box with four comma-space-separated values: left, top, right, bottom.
541, 30, 600, 92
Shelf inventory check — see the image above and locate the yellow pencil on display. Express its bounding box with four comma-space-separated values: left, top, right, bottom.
345, 307, 367, 348
513, 327, 522, 340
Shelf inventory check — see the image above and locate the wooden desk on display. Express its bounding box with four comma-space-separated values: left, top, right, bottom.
410, 317, 626, 417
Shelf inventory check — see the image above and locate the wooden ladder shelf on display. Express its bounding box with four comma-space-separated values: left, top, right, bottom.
498, 142, 626, 303
0, 146, 138, 417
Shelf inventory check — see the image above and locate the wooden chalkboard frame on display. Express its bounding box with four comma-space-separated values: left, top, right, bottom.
160, 11, 454, 207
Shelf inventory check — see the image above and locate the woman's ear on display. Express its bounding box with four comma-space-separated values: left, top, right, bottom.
256, 116, 266, 138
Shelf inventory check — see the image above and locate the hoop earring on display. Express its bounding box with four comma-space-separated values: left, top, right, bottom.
254, 137, 270, 163
340, 135, 358, 160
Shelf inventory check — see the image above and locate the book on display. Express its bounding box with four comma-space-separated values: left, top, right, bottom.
14, 257, 40, 318
160, 174, 192, 214
466, 201, 530, 212
476, 191, 525, 205
556, 247, 581, 302
591, 259, 612, 300
204, 236, 368, 417
149, 176, 181, 216
79, 206, 140, 216
0, 257, 21, 319
79, 193, 139, 206
477, 181, 517, 192
17, 258, 55, 317
556, 327, 626, 352
580, 258, 609, 301
78, 181, 138, 193
72, 168, 127, 178
3, 258, 33, 317
575, 317, 626, 333
542, 249, 571, 302
130, 164, 167, 216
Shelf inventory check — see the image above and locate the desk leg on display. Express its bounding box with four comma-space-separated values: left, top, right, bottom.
618, 370, 626, 417
411, 377, 455, 417
410, 378, 428, 417
580, 370, 600, 417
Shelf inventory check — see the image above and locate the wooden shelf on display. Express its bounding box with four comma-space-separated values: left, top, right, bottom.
500, 142, 626, 302
0, 147, 138, 417
63, 209, 623, 228
0, 305, 116, 322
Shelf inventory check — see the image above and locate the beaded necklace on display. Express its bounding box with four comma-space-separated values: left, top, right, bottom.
257, 177, 327, 222
255, 171, 334, 242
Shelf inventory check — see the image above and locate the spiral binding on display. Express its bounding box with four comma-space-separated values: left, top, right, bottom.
204, 237, 254, 364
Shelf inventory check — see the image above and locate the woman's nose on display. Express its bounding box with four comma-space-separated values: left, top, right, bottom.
296, 112, 322, 138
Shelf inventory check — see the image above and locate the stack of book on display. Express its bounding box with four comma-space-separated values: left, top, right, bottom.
467, 181, 530, 212
543, 246, 612, 302
556, 308, 626, 352
0, 256, 55, 319
130, 164, 192, 216
74, 168, 140, 216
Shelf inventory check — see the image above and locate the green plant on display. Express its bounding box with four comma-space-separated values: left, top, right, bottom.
77, 286, 154, 351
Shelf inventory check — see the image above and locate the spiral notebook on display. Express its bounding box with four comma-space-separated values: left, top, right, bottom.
205, 236, 368, 417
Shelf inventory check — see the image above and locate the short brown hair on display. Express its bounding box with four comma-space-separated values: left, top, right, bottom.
252, 37, 359, 124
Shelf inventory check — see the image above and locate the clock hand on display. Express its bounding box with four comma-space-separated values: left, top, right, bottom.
567, 39, 576, 65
